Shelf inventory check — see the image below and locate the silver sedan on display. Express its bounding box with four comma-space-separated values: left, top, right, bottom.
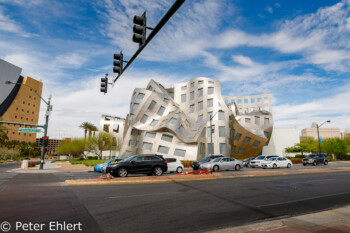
199, 157, 243, 172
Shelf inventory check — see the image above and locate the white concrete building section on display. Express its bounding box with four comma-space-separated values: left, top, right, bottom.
99, 114, 125, 146
262, 128, 300, 157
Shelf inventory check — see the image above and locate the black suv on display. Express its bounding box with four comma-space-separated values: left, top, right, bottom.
302, 153, 329, 166
192, 155, 224, 170
107, 154, 168, 177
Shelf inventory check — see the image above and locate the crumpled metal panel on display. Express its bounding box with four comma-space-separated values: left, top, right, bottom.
119, 77, 273, 161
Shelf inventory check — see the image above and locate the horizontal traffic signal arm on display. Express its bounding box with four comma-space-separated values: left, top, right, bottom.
113, 0, 186, 84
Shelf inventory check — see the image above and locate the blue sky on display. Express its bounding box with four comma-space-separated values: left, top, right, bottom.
0, 0, 349, 139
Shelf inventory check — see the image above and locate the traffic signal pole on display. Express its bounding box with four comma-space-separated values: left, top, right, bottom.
39, 96, 51, 169
113, 0, 186, 83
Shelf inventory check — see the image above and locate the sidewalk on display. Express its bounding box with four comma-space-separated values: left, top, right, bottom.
9, 160, 92, 173
212, 205, 350, 233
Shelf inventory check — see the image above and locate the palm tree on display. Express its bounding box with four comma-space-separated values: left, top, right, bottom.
79, 122, 98, 138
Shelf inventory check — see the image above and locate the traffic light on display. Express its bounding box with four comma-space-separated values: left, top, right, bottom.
113, 52, 123, 75
100, 77, 108, 93
43, 148, 47, 153
39, 137, 44, 146
43, 136, 49, 147
133, 12, 146, 47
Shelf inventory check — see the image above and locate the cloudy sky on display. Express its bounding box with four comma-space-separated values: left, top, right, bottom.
0, 0, 349, 139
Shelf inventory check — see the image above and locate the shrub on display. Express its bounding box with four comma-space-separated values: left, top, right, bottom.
87, 156, 98, 160
290, 158, 302, 164
295, 154, 306, 159
180, 160, 194, 168
0, 147, 20, 160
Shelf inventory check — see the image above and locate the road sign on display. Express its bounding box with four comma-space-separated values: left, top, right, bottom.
18, 128, 41, 133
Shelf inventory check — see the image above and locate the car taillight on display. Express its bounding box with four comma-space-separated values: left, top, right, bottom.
164, 160, 167, 164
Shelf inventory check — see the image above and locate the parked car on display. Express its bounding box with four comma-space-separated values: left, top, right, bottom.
243, 157, 255, 167
200, 157, 243, 172
261, 157, 292, 169
166, 158, 184, 173
302, 153, 329, 166
192, 155, 224, 170
106, 154, 168, 177
249, 155, 279, 168
94, 158, 124, 172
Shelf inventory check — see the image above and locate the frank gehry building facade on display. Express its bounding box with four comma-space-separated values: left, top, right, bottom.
119, 77, 273, 161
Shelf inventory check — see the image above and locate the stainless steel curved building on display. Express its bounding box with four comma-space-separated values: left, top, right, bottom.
119, 77, 273, 160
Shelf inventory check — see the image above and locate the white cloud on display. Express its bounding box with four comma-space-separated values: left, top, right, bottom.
232, 55, 254, 66
0, 6, 36, 37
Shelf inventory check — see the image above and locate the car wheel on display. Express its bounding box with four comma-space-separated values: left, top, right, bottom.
303, 163, 307, 166
313, 161, 317, 166
324, 160, 328, 165
273, 164, 277, 169
213, 165, 219, 172
235, 164, 240, 171
176, 166, 183, 173
117, 168, 128, 177
153, 166, 163, 176
287, 163, 291, 168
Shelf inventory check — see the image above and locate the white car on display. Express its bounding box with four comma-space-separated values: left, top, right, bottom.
249, 155, 278, 168
166, 158, 184, 173
199, 157, 243, 172
261, 157, 292, 169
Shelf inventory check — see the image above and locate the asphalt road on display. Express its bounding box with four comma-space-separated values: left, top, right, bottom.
69, 171, 350, 233
1, 162, 350, 233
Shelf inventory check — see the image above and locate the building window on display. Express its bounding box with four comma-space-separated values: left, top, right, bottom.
208, 143, 214, 154
192, 124, 200, 131
207, 127, 212, 138
129, 114, 134, 124
143, 142, 153, 150
181, 85, 187, 90
181, 94, 186, 103
197, 115, 203, 122
164, 98, 169, 104
264, 118, 269, 127
131, 128, 138, 135
190, 104, 194, 113
237, 99, 242, 105
220, 143, 226, 154
252, 140, 260, 148
190, 82, 194, 87
198, 80, 204, 84
208, 87, 214, 95
178, 125, 185, 134
161, 134, 173, 142
103, 124, 109, 132
147, 85, 153, 91
125, 151, 133, 157
174, 149, 186, 156
169, 118, 177, 125
190, 91, 194, 100
140, 114, 148, 123
150, 119, 158, 126
264, 131, 269, 138
255, 116, 260, 125
201, 128, 206, 137
243, 136, 251, 144
158, 146, 169, 154
132, 103, 139, 112
251, 98, 255, 104
264, 97, 268, 103
257, 98, 261, 103
187, 132, 196, 138
244, 99, 248, 104
148, 100, 156, 110
198, 88, 203, 97
245, 118, 251, 123
113, 124, 119, 133
198, 101, 203, 110
157, 106, 165, 116
207, 99, 213, 107
137, 93, 145, 99
238, 148, 244, 155
218, 111, 225, 120
231, 146, 236, 155
200, 143, 205, 155
145, 132, 156, 138
129, 140, 135, 146
219, 126, 225, 137
235, 133, 242, 141
230, 129, 234, 139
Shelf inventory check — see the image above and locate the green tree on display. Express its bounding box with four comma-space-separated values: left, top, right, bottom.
0, 118, 8, 145
56, 138, 86, 158
323, 138, 347, 160
79, 122, 98, 138
92, 132, 115, 160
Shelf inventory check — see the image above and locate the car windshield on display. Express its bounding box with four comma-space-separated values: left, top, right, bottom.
256, 156, 265, 160
200, 156, 212, 162
213, 158, 221, 162
123, 155, 137, 162
308, 154, 316, 158
267, 157, 277, 161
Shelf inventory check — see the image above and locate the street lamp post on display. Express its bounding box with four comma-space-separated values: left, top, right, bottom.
209, 110, 223, 155
5, 81, 52, 170
316, 120, 331, 154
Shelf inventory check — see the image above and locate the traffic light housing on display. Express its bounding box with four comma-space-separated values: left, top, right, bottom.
133, 12, 146, 47
40, 137, 44, 146
42, 148, 47, 153
113, 52, 123, 75
43, 136, 49, 147
100, 77, 108, 93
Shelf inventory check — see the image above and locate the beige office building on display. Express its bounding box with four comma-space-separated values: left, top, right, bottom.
301, 123, 341, 140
